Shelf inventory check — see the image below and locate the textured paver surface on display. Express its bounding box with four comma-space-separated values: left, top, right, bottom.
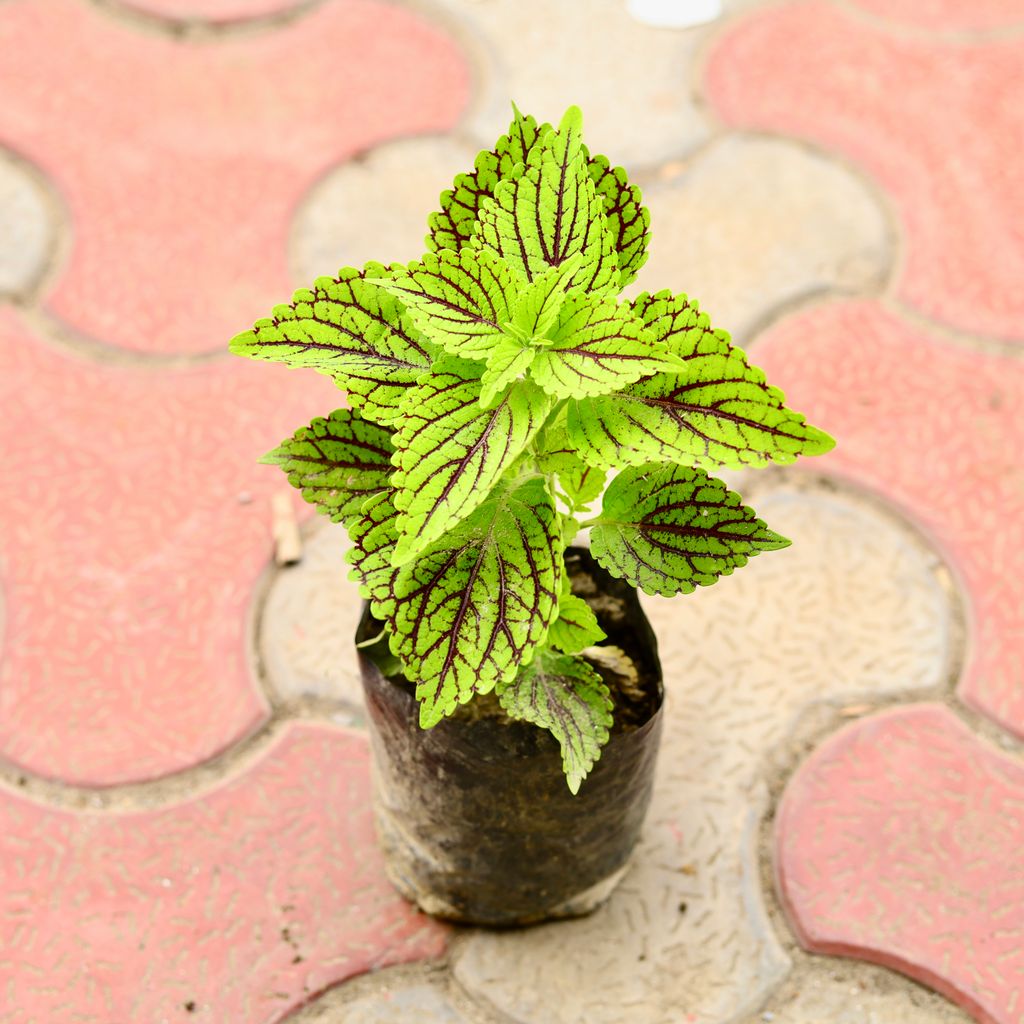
0, 0, 1020, 1022
0, 310, 339, 784
0, 148, 53, 298
776, 705, 1024, 1024
0, 723, 445, 1024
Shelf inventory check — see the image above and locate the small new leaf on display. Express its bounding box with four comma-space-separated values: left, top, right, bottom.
480, 339, 535, 409
261, 409, 394, 527
496, 649, 612, 793
568, 291, 835, 468
475, 106, 618, 292
392, 477, 562, 727
533, 293, 684, 399
509, 255, 581, 340
371, 248, 519, 360
590, 463, 790, 597
391, 362, 553, 562
229, 265, 432, 426
547, 582, 606, 654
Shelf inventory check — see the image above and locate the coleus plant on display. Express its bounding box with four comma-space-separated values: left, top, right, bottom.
230, 105, 834, 793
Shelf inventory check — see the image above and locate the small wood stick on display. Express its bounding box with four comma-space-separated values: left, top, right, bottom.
271, 491, 303, 566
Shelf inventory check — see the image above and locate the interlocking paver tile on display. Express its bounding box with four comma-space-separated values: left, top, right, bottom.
776, 703, 1024, 1024
750, 299, 1024, 738
0, 147, 54, 298
0, 309, 339, 785
704, 1, 1024, 341
0, 722, 447, 1024
455, 475, 955, 1024
847, 0, 1024, 32
0, 0, 468, 355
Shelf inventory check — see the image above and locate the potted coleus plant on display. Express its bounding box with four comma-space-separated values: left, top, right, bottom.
231, 106, 833, 926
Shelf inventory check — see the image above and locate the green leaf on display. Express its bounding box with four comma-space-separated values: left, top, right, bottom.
229, 265, 432, 426
561, 459, 606, 507
587, 152, 650, 287
590, 463, 790, 597
568, 291, 835, 468
370, 248, 519, 360
391, 361, 553, 562
496, 649, 612, 794
474, 106, 618, 293
477, 256, 582, 408
535, 419, 607, 508
547, 582, 606, 654
508, 255, 581, 340
532, 293, 684, 399
387, 477, 562, 727
346, 489, 402, 606
480, 338, 535, 409
428, 106, 648, 288
261, 409, 394, 527
427, 104, 544, 254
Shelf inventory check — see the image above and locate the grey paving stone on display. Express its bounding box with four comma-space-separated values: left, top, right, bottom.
290, 136, 476, 283
743, 965, 972, 1024
628, 134, 892, 340
432, 0, 716, 167
258, 522, 365, 722
0, 150, 54, 296
454, 474, 957, 1024
288, 973, 473, 1023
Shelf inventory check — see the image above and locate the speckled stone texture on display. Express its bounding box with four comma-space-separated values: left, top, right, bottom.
776, 704, 1024, 1024
0, 147, 53, 297
288, 972, 472, 1023
705, 0, 1024, 342
0, 723, 446, 1024
0, 0, 468, 355
743, 965, 973, 1024
291, 136, 477, 283
258, 523, 365, 721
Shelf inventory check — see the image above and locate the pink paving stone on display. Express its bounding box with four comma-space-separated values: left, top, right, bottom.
704, 1, 1024, 342
776, 703, 1024, 1024
0, 721, 447, 1024
123, 0, 306, 22
0, 0, 468, 355
0, 307, 342, 786
749, 299, 1024, 737
848, 0, 1024, 32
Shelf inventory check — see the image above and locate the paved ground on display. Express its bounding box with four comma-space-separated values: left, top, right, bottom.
0, 1, 1021, 1022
